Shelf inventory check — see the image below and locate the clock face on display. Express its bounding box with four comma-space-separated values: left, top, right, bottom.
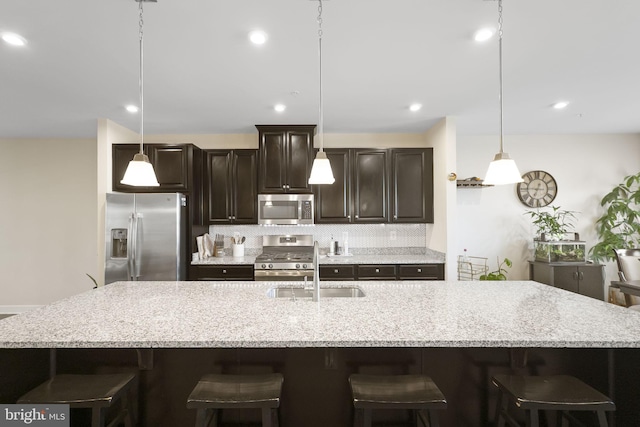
516, 170, 557, 208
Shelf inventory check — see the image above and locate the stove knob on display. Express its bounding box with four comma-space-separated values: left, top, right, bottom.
268, 264, 273, 269
261, 264, 266, 269
302, 264, 308, 269
296, 264, 300, 269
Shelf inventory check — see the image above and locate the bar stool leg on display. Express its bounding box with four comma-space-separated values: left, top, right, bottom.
597, 410, 609, 427
91, 407, 106, 427
362, 408, 372, 427
261, 407, 277, 427
527, 409, 539, 427
494, 390, 506, 427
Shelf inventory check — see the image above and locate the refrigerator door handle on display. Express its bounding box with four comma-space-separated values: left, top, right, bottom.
134, 213, 143, 279
127, 213, 136, 280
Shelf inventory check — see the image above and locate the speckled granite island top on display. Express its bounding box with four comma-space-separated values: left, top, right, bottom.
1, 280, 640, 349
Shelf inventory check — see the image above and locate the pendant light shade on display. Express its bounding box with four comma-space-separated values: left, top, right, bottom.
121, 0, 159, 187
309, 151, 335, 184
483, 0, 523, 186
308, 0, 335, 185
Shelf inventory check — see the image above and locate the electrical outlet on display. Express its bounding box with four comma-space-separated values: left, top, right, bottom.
390, 231, 397, 241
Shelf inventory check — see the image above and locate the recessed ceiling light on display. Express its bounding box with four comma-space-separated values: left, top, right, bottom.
474, 28, 494, 42
125, 105, 139, 113
249, 30, 268, 45
274, 104, 286, 112
1, 32, 27, 47
409, 103, 422, 112
553, 101, 569, 109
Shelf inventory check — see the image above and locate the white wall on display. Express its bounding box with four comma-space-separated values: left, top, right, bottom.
455, 133, 640, 287
0, 138, 97, 311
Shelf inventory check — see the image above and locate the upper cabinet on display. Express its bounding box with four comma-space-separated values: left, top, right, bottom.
315, 148, 433, 224
390, 148, 433, 223
112, 143, 202, 194
256, 125, 315, 194
204, 149, 258, 224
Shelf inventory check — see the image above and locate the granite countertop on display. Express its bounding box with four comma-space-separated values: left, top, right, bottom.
1, 280, 640, 349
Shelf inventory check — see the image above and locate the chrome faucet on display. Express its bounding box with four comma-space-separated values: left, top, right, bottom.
312, 240, 320, 302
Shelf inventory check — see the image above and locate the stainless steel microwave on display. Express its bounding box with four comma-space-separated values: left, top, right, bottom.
257, 194, 314, 225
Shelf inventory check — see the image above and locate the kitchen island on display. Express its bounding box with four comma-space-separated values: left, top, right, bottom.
1, 280, 639, 426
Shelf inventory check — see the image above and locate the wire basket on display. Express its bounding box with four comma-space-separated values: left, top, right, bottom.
457, 255, 488, 280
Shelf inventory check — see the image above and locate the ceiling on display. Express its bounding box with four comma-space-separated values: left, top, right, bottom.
1, 0, 639, 139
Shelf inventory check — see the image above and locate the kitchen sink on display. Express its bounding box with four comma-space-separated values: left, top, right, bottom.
266, 286, 365, 299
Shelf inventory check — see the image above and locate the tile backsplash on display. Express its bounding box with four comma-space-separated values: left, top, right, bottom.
207, 223, 431, 254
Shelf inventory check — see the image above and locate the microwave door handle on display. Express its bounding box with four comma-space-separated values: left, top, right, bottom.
127, 213, 135, 280
298, 201, 302, 220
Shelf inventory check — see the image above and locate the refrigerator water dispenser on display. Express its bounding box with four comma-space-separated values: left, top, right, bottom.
111, 228, 128, 258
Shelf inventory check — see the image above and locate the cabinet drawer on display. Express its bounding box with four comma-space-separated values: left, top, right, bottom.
398, 264, 444, 280
190, 265, 254, 281
356, 265, 396, 280
319, 265, 355, 280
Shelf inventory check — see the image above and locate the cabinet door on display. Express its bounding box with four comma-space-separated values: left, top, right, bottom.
391, 149, 433, 223
553, 266, 580, 294
190, 265, 254, 281
577, 265, 604, 300
205, 150, 233, 224
258, 130, 287, 193
315, 149, 351, 223
232, 150, 258, 224
319, 265, 355, 280
286, 129, 314, 193
398, 264, 444, 280
357, 265, 396, 280
353, 149, 389, 223
112, 144, 142, 192
147, 145, 190, 191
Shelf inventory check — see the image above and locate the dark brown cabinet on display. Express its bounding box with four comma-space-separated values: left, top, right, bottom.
190, 265, 254, 281
529, 261, 604, 300
316, 148, 433, 224
318, 263, 444, 281
391, 149, 433, 223
257, 125, 315, 194
205, 150, 258, 224
112, 143, 202, 194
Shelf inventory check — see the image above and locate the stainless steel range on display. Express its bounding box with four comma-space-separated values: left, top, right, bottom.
254, 234, 315, 281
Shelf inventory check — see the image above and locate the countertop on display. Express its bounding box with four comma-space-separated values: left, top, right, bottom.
1, 280, 640, 349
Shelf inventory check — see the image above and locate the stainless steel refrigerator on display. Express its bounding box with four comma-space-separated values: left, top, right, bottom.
105, 193, 187, 284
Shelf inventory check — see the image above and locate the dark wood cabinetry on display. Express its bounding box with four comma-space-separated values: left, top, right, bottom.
316, 148, 433, 224
391, 149, 433, 223
190, 265, 254, 281
204, 150, 258, 224
318, 263, 444, 281
112, 143, 201, 194
529, 262, 604, 300
257, 125, 315, 194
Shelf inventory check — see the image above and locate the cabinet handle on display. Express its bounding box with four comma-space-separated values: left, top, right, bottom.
573, 271, 579, 280
355, 215, 359, 219
232, 216, 236, 220
347, 215, 351, 220
579, 271, 584, 281
394, 215, 397, 219
417, 268, 422, 273
228, 216, 232, 220
334, 269, 339, 274
222, 269, 227, 274
375, 268, 380, 273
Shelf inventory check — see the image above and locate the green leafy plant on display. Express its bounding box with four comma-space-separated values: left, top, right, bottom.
590, 172, 640, 262
479, 257, 512, 281
525, 206, 578, 241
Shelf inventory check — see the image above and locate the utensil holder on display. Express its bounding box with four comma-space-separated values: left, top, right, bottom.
232, 243, 245, 257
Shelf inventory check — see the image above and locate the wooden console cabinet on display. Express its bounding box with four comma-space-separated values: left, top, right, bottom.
529, 261, 604, 300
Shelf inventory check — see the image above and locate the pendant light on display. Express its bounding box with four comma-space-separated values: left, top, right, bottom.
121, 0, 160, 187
308, 0, 335, 185
483, 0, 523, 186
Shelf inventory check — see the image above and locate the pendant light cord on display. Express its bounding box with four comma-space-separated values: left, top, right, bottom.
498, 0, 504, 154
138, 1, 145, 155
317, 0, 324, 152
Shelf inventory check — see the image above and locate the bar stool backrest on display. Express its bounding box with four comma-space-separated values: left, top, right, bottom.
613, 248, 640, 281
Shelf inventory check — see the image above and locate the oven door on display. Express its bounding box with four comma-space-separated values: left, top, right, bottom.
254, 269, 314, 281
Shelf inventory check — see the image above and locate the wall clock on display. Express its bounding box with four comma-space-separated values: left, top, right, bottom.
516, 170, 557, 208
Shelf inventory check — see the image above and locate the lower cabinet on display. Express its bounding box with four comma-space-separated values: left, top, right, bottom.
319, 264, 444, 281
190, 265, 254, 281
529, 261, 604, 300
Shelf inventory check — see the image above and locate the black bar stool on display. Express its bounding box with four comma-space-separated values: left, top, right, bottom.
17, 372, 137, 427
349, 374, 447, 427
492, 374, 615, 427
186, 373, 284, 427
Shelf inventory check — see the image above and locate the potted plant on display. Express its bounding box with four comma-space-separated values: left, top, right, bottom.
590, 172, 640, 262
479, 257, 512, 281
525, 206, 585, 263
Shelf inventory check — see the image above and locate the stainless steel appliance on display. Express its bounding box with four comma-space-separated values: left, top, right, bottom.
257, 194, 314, 225
105, 193, 187, 284
254, 235, 315, 281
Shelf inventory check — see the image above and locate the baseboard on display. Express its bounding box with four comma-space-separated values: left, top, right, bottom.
0, 305, 42, 314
